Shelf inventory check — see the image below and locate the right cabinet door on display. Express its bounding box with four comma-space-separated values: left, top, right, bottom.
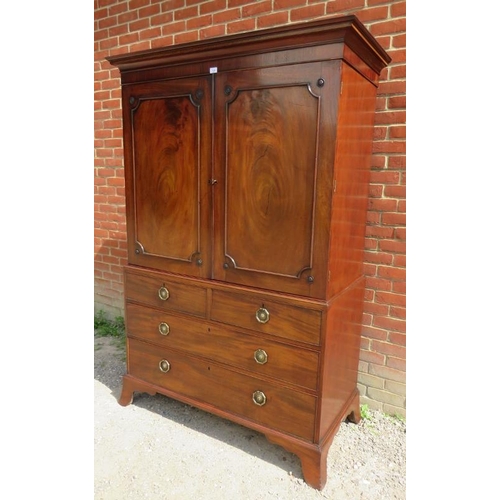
213, 62, 340, 298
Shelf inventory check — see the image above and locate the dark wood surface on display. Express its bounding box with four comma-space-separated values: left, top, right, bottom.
126, 301, 320, 391
109, 14, 390, 491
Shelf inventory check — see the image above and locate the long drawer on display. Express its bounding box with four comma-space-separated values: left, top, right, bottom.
126, 302, 319, 391
128, 338, 317, 441
210, 289, 322, 345
125, 267, 206, 317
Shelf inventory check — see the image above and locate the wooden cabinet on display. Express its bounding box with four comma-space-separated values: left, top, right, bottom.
107, 15, 390, 490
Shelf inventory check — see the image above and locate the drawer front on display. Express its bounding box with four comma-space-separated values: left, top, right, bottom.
125, 268, 206, 317
128, 338, 316, 440
126, 303, 319, 390
210, 289, 322, 345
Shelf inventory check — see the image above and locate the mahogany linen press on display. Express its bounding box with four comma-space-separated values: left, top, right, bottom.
107, 15, 390, 490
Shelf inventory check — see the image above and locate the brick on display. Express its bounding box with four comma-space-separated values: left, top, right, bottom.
363, 301, 389, 317
119, 32, 140, 45
257, 12, 289, 28
358, 372, 384, 389
373, 140, 405, 154
162, 21, 186, 35
385, 379, 406, 397
386, 356, 405, 371
129, 0, 150, 9
370, 170, 400, 185
371, 340, 405, 359
118, 11, 138, 24
109, 2, 128, 15
394, 227, 405, 240
369, 363, 405, 383
151, 13, 174, 26
367, 387, 404, 407
388, 155, 406, 169
200, 25, 226, 39
378, 80, 406, 95
326, 0, 365, 14
373, 315, 405, 333
175, 5, 199, 20
138, 4, 161, 18
365, 276, 392, 292
390, 1, 406, 17
99, 16, 118, 29
368, 197, 398, 211
129, 19, 150, 32
377, 265, 405, 281
393, 255, 405, 267
227, 18, 256, 34
214, 8, 241, 23
200, 0, 227, 15
162, 0, 185, 11
374, 110, 406, 125
389, 126, 406, 140
243, 0, 272, 17
355, 6, 389, 23
140, 27, 162, 40
375, 291, 406, 307
382, 404, 405, 419
388, 95, 406, 109
379, 240, 406, 254
175, 31, 199, 44
370, 18, 406, 37
393, 33, 406, 48
362, 326, 388, 341
389, 305, 405, 320
187, 14, 212, 30
387, 48, 406, 65
382, 212, 406, 226
363, 250, 393, 265
228, 0, 255, 7
274, 0, 306, 9
290, 4, 325, 21
390, 64, 406, 79
359, 349, 385, 365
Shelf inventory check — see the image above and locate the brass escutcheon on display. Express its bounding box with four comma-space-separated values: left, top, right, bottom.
252, 390, 266, 406
256, 307, 270, 324
159, 322, 170, 336
254, 349, 268, 365
158, 285, 170, 301
159, 359, 171, 373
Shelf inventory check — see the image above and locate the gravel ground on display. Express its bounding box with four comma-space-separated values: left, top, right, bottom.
94, 336, 406, 499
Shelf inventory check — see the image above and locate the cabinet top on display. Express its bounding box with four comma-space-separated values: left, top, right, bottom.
107, 15, 391, 79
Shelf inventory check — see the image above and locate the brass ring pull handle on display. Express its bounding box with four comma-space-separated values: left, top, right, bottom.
254, 349, 268, 365
252, 390, 267, 406
158, 285, 170, 301
255, 307, 270, 324
159, 359, 171, 373
158, 322, 170, 336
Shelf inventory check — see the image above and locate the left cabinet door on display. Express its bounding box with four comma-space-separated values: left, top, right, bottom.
122, 77, 212, 278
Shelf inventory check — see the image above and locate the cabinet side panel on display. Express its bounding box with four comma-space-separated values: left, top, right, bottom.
318, 277, 364, 440
328, 63, 378, 297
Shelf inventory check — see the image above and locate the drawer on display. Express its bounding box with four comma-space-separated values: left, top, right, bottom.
128, 338, 316, 441
125, 268, 206, 317
210, 289, 322, 345
126, 302, 319, 390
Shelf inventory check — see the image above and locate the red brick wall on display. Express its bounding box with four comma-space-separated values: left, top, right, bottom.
94, 0, 406, 416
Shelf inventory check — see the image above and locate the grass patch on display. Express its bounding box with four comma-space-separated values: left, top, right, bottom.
94, 310, 125, 338
94, 310, 126, 352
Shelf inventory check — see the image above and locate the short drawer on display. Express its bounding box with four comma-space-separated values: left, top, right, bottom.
126, 302, 319, 391
125, 267, 206, 317
210, 289, 322, 345
128, 338, 316, 441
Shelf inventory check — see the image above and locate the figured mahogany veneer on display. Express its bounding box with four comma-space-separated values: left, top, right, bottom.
108, 15, 390, 490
